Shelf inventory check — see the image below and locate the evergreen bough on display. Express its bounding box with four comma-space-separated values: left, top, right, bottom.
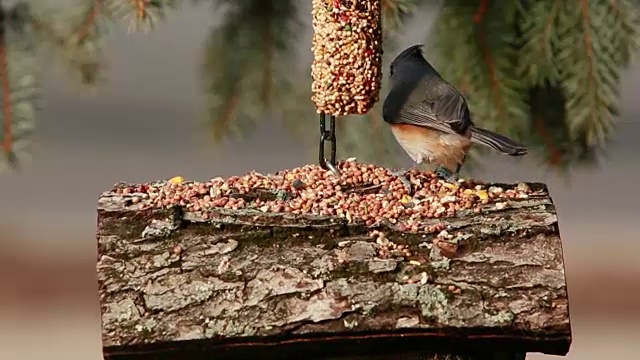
1, 0, 638, 175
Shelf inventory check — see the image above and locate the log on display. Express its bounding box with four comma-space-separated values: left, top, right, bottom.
97, 164, 571, 360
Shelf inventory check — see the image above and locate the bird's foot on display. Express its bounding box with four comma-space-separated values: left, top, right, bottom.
389, 168, 414, 194
390, 167, 410, 176
435, 167, 459, 184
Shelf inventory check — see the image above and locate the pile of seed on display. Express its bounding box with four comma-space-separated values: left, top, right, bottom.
113, 160, 535, 233
311, 0, 383, 116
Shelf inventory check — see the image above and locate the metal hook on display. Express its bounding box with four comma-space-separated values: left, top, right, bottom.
319, 112, 340, 175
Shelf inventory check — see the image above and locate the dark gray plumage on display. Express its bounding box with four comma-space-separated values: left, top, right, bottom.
382, 44, 527, 183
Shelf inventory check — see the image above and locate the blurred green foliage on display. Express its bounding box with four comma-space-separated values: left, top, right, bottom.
0, 0, 176, 173
1, 0, 638, 175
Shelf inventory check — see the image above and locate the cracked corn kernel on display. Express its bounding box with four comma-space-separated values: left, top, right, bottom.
168, 176, 185, 184
442, 183, 458, 190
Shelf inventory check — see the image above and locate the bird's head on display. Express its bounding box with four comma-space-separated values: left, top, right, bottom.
389, 44, 429, 80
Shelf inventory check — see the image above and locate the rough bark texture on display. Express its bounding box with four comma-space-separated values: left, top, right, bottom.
97, 181, 571, 360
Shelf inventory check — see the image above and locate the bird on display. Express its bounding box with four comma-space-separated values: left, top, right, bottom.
382, 44, 527, 189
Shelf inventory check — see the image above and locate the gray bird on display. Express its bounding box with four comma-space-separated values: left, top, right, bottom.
382, 44, 527, 187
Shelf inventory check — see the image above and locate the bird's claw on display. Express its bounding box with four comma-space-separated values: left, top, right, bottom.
390, 168, 413, 195
390, 168, 409, 177
435, 167, 459, 184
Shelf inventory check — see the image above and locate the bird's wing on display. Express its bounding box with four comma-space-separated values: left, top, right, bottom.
396, 89, 472, 135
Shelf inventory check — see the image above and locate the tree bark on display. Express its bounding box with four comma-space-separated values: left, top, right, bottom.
97, 181, 571, 360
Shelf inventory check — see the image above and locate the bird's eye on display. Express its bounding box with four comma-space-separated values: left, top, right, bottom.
390, 65, 395, 77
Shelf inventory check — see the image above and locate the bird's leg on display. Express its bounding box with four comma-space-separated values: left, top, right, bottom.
434, 166, 459, 184
453, 154, 468, 181
391, 164, 419, 176
389, 164, 419, 194
435, 155, 466, 184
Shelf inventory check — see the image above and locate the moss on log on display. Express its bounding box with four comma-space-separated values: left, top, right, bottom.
97, 172, 571, 360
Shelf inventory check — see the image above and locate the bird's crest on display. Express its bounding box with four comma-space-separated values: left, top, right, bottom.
395, 44, 424, 61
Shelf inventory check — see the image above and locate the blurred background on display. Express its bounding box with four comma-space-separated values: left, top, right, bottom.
1, 1, 639, 359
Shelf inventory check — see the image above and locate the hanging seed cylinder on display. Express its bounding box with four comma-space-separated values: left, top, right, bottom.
311, 0, 383, 116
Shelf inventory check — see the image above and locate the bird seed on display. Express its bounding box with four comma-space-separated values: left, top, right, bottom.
311, 0, 383, 116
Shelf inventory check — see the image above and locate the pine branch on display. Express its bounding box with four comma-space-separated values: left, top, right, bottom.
517, 0, 640, 173
474, 1, 508, 131
608, 0, 640, 67
0, 0, 178, 172
516, 0, 561, 86
76, 0, 102, 43
23, 0, 177, 90
554, 0, 637, 155
578, 0, 602, 143
200, 0, 302, 143
430, 0, 529, 139
424, 0, 640, 172
27, 1, 100, 46
0, 3, 40, 173
105, 0, 177, 33
515, 0, 570, 170
525, 84, 582, 171
0, 6, 13, 165
381, 0, 425, 31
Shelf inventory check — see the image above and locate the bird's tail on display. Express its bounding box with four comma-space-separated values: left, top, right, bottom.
470, 127, 528, 156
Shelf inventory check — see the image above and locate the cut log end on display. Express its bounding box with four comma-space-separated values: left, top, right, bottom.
97, 161, 572, 360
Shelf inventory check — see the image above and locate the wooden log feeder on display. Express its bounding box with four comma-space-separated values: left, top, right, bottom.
97, 160, 572, 360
